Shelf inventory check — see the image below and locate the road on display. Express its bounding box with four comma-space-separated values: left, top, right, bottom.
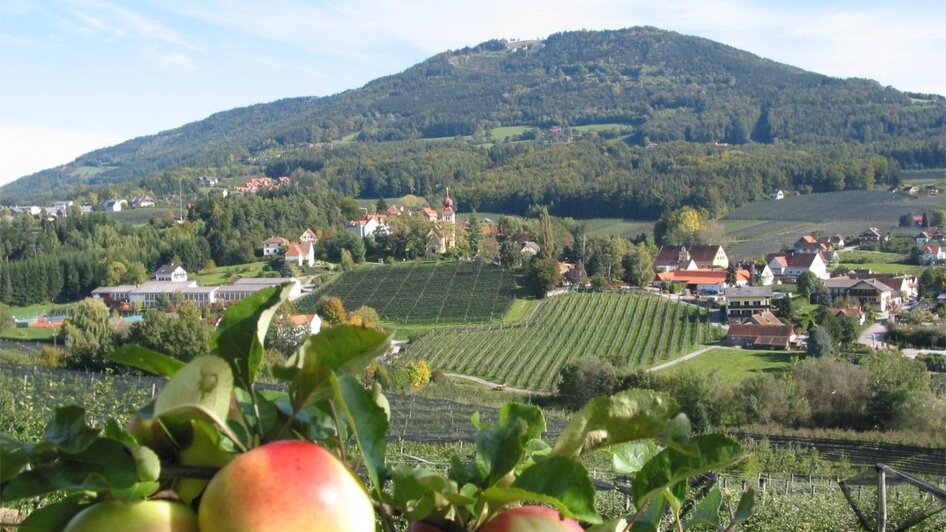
857, 322, 890, 349
645, 345, 726, 373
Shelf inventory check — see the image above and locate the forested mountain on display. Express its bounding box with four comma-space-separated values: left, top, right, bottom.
3, 26, 943, 205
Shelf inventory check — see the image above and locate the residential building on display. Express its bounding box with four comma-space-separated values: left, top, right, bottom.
104, 199, 127, 212
858, 227, 889, 243
155, 264, 188, 282
823, 278, 895, 312
830, 307, 866, 326
131, 195, 155, 208
747, 311, 783, 325
766, 252, 829, 281
724, 286, 773, 321
285, 242, 315, 267
262, 236, 289, 256
921, 244, 945, 264
299, 228, 318, 244
769, 189, 785, 200
846, 273, 918, 300
915, 230, 945, 245
655, 269, 749, 294
346, 214, 389, 238
654, 245, 729, 272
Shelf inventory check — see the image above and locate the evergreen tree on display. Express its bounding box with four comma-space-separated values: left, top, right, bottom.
467, 211, 482, 258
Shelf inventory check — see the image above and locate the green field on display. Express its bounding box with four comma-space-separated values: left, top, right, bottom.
582, 218, 655, 238
406, 292, 713, 391
836, 250, 922, 275
7, 302, 75, 319
488, 125, 532, 141
669, 348, 798, 382
296, 261, 517, 323
0, 327, 57, 341
195, 261, 271, 285
722, 189, 943, 259
106, 207, 175, 225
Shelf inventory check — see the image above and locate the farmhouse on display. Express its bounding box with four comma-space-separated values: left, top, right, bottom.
858, 227, 889, 243
724, 286, 773, 321
726, 323, 795, 350
130, 195, 155, 208
915, 230, 945, 245
285, 242, 315, 267
921, 244, 945, 264
769, 189, 785, 200
766, 252, 829, 281
823, 277, 895, 312
276, 314, 322, 336
654, 245, 729, 272
830, 307, 866, 326
845, 273, 917, 300
104, 199, 127, 212
262, 236, 289, 256
747, 311, 783, 325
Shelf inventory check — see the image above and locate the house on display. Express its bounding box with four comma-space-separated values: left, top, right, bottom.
197, 176, 219, 186
299, 228, 318, 244
285, 242, 315, 267
131, 195, 155, 208
830, 307, 866, 326
747, 311, 783, 325
921, 244, 946, 264
823, 278, 895, 312
766, 252, 829, 281
386, 205, 406, 216
915, 230, 945, 245
520, 241, 541, 259
346, 214, 389, 238
154, 264, 188, 283
845, 273, 918, 300
280, 314, 322, 336
724, 286, 773, 321
793, 236, 828, 255
420, 208, 439, 222
769, 189, 785, 200
726, 323, 795, 350
655, 269, 749, 294
654, 245, 729, 272
104, 199, 127, 212
262, 236, 289, 256
858, 227, 889, 243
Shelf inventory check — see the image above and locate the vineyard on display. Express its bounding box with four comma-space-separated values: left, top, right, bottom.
405, 292, 714, 391
296, 261, 517, 323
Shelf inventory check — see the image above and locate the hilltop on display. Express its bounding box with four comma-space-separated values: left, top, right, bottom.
3, 27, 943, 210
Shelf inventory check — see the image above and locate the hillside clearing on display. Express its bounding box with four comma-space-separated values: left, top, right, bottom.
668, 348, 799, 382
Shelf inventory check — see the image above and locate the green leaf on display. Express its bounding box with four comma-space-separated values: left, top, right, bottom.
0, 433, 28, 482
329, 373, 387, 497
612, 441, 662, 476
586, 517, 629, 532
18, 497, 91, 532
106, 344, 184, 377
389, 466, 475, 521
154, 355, 233, 423
508, 456, 600, 523
211, 284, 290, 387
683, 487, 722, 528
733, 489, 755, 524
628, 496, 668, 532
278, 325, 391, 411
499, 402, 546, 440
474, 402, 547, 485
632, 434, 744, 508
43, 406, 100, 454
552, 390, 690, 459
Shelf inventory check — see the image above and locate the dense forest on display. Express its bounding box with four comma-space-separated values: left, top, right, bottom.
2, 26, 942, 203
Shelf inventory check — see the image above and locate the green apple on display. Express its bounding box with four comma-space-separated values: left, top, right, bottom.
198, 440, 375, 532
478, 506, 584, 532
63, 500, 198, 532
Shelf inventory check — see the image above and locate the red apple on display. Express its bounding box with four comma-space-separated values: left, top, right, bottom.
198, 440, 375, 532
63, 500, 198, 532
478, 506, 584, 532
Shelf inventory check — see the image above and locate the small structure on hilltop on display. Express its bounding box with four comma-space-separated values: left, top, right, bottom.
155, 263, 188, 283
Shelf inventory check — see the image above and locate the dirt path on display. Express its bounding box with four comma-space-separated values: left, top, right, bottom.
645, 345, 726, 373
443, 372, 551, 395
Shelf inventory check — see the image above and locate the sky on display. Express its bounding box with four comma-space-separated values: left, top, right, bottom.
1, 0, 944, 188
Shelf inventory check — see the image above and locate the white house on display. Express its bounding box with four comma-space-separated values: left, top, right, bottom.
824, 278, 895, 312
104, 199, 127, 212
346, 214, 389, 238
285, 242, 316, 267
299, 228, 318, 244
922, 244, 946, 263
653, 245, 728, 272
767, 252, 829, 280
262, 236, 289, 256
154, 264, 188, 282
916, 230, 945, 245
131, 195, 155, 208
769, 189, 785, 200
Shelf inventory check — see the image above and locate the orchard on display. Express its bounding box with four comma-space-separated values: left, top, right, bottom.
0, 285, 753, 531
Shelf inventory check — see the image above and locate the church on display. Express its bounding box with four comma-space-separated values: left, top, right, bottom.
425, 189, 457, 255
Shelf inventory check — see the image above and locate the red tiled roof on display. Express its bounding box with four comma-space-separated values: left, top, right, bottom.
285, 244, 304, 257
728, 323, 794, 339
263, 236, 288, 245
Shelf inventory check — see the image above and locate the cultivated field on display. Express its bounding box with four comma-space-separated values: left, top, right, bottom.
722, 190, 943, 259
296, 261, 517, 323
406, 292, 713, 391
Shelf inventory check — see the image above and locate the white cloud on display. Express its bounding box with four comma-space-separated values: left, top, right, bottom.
0, 125, 128, 188
58, 0, 204, 51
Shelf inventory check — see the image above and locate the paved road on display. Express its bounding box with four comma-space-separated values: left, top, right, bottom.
857, 322, 890, 349
645, 345, 726, 373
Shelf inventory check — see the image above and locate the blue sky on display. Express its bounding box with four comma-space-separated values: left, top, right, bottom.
1, 0, 944, 186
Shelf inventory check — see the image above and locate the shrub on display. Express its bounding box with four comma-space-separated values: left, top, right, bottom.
35, 346, 65, 369
557, 357, 616, 409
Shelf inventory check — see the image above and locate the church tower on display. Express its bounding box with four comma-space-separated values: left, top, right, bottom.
442, 188, 456, 248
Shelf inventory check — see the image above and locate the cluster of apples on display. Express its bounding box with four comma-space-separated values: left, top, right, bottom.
63, 438, 582, 531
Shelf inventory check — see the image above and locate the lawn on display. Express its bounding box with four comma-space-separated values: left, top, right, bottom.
195, 261, 270, 285
582, 218, 655, 238
670, 348, 800, 382
489, 125, 532, 141
0, 327, 57, 341
837, 262, 924, 275
8, 302, 75, 319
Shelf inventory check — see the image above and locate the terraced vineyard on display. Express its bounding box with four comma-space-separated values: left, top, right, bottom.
405, 292, 713, 391
296, 261, 517, 323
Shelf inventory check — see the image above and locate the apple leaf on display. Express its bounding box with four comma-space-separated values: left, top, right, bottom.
632, 434, 744, 508
154, 355, 233, 423
612, 441, 662, 476
17, 497, 91, 532
329, 372, 387, 497
683, 487, 722, 529
211, 284, 290, 387
733, 489, 756, 524
277, 325, 391, 411
551, 389, 690, 459
106, 344, 184, 377
42, 405, 100, 455
474, 402, 546, 485
499, 456, 600, 523
388, 466, 475, 521
0, 433, 28, 482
